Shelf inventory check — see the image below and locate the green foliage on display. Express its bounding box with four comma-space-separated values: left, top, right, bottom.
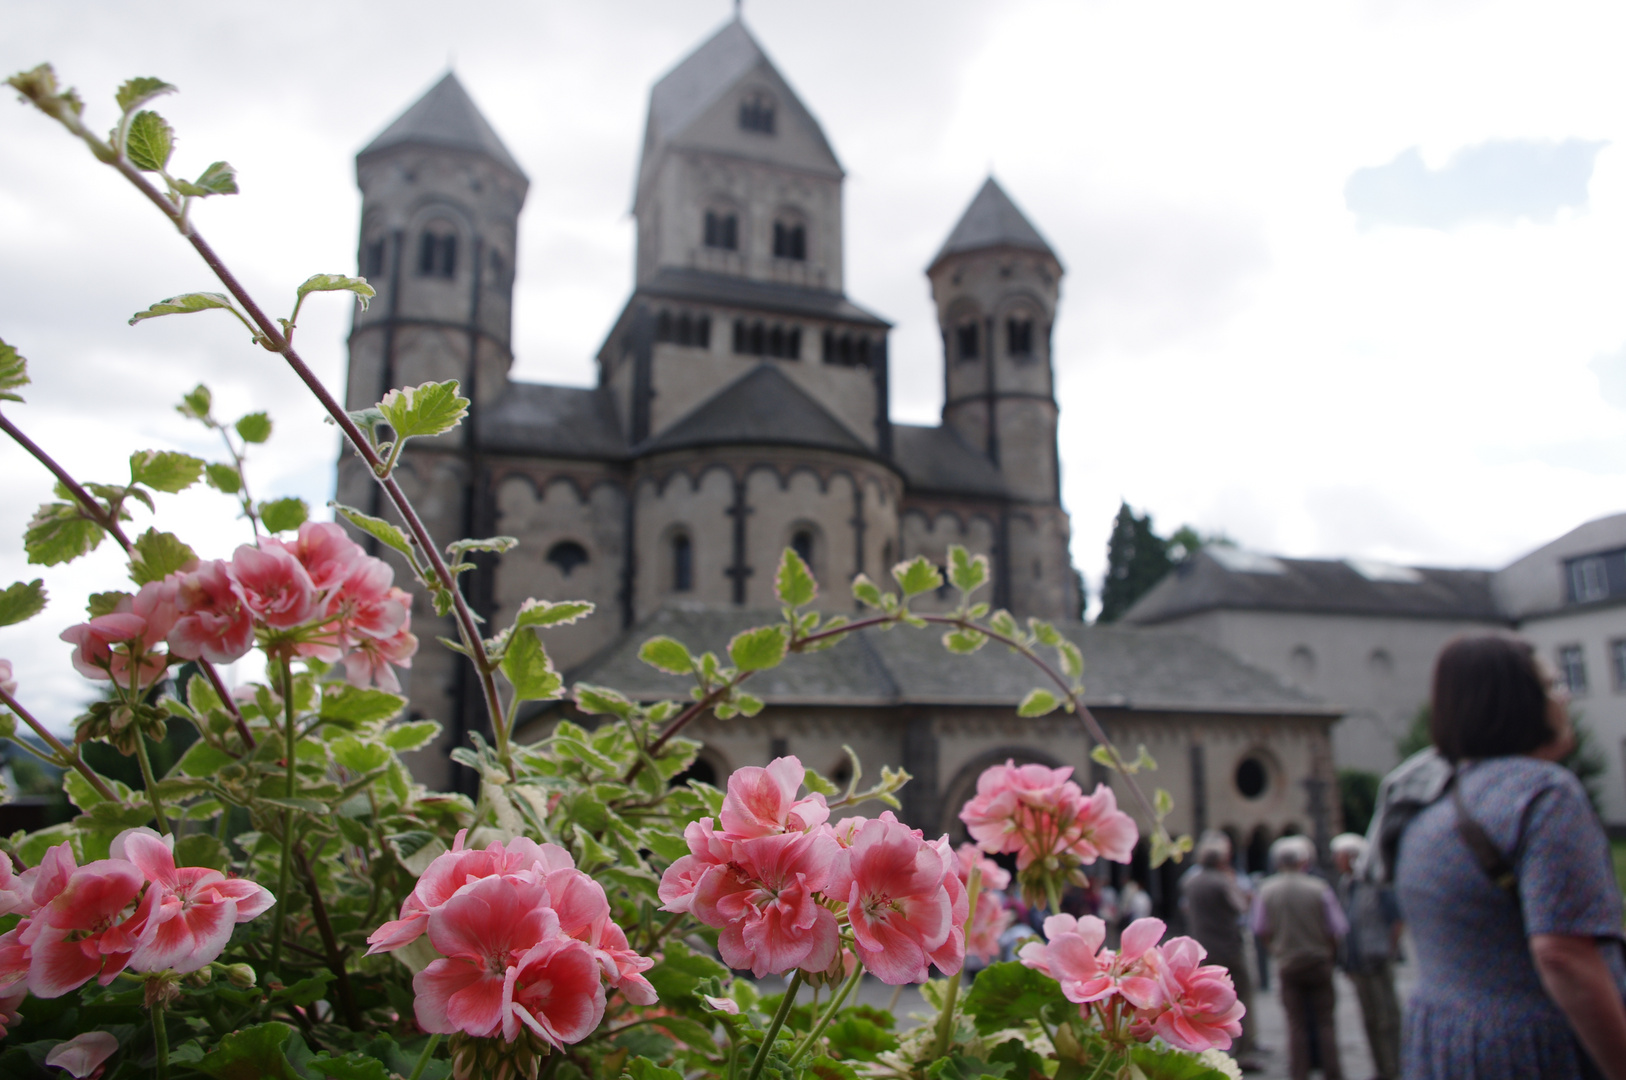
640, 636, 695, 675
962, 962, 1071, 1035
378, 380, 469, 441
124, 108, 174, 171
502, 630, 563, 702
259, 495, 309, 534
235, 411, 272, 443
115, 76, 175, 113
175, 160, 240, 197
0, 336, 28, 402
1337, 768, 1381, 835
24, 501, 104, 565
129, 449, 205, 493
1017, 689, 1059, 717
206, 461, 243, 493
729, 625, 788, 671
128, 527, 196, 584
777, 547, 817, 608
333, 503, 415, 558
894, 555, 943, 597
129, 291, 242, 325
296, 272, 376, 311
1097, 501, 1171, 624
0, 579, 46, 627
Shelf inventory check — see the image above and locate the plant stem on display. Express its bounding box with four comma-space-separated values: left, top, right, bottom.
0, 685, 117, 801
746, 970, 803, 1080
151, 999, 170, 1080
788, 964, 863, 1066
0, 409, 132, 551
268, 653, 298, 974
294, 847, 362, 1029
199, 661, 256, 750
407, 1034, 441, 1080
1046, 876, 1063, 919
132, 732, 171, 835
933, 864, 981, 1059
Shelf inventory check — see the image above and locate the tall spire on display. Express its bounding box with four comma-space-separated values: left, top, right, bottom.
359, 72, 525, 179
930, 176, 1058, 271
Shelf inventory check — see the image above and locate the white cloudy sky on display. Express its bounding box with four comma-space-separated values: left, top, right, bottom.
3, 0, 1626, 722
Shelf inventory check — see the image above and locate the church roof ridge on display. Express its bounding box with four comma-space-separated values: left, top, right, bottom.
930, 176, 1058, 271
634, 363, 876, 459
359, 72, 526, 179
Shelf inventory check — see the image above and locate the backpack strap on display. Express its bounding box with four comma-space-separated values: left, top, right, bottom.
1451, 766, 1519, 897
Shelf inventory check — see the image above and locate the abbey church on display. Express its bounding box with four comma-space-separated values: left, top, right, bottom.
337, 17, 1341, 891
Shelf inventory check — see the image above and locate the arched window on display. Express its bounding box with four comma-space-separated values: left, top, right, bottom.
791, 528, 815, 568
739, 91, 776, 134
416, 226, 456, 279
671, 533, 693, 593
1006, 316, 1035, 357
1289, 645, 1316, 678
773, 221, 806, 260
362, 238, 386, 279
1235, 756, 1269, 799
545, 541, 589, 578
956, 323, 980, 362
704, 211, 738, 251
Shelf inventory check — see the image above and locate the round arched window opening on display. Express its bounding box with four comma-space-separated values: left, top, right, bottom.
791, 528, 815, 568
1235, 757, 1269, 800
670, 532, 693, 593
546, 540, 589, 578
669, 755, 718, 789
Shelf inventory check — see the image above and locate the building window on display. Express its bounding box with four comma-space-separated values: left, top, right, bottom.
1612, 639, 1626, 692
545, 541, 589, 578
772, 221, 806, 260
1235, 756, 1269, 800
655, 310, 711, 349
416, 229, 456, 279
732, 320, 800, 360
822, 330, 873, 368
704, 211, 738, 251
671, 533, 693, 593
738, 92, 775, 134
956, 323, 979, 362
791, 528, 815, 568
1558, 644, 1588, 696
1368, 648, 1394, 677
1568, 554, 1610, 603
1007, 317, 1035, 357
362, 238, 386, 279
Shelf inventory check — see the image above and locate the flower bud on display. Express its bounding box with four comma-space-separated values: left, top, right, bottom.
224, 963, 256, 989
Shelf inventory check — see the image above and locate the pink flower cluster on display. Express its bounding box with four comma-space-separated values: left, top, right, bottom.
1020, 914, 1244, 1054
367, 831, 653, 1046
960, 761, 1137, 872
658, 756, 968, 986
59, 521, 417, 693
0, 831, 273, 1015
954, 843, 1015, 963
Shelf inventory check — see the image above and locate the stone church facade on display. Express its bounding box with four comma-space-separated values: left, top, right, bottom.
337, 18, 1342, 892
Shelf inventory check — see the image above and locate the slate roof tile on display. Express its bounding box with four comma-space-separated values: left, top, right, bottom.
359, 73, 525, 178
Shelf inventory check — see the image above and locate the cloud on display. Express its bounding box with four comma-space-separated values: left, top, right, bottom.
1591, 342, 1626, 409
1345, 138, 1607, 230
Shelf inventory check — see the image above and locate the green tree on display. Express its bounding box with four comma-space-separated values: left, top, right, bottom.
1338, 768, 1381, 834
1097, 502, 1171, 623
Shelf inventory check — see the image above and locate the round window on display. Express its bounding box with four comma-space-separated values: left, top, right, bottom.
1235, 757, 1269, 800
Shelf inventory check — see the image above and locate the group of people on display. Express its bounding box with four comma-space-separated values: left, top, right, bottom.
1180, 635, 1626, 1080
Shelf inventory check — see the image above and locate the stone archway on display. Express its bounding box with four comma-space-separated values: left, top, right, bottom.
936, 744, 1069, 842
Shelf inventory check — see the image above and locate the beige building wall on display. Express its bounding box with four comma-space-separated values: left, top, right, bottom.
1518, 605, 1626, 824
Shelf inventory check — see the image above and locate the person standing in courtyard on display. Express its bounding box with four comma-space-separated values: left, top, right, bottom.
1389, 636, 1626, 1079
1183, 833, 1263, 1071
1331, 832, 1402, 1080
1254, 834, 1347, 1080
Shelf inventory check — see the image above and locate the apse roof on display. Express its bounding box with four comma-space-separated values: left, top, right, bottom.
931, 177, 1058, 270
359, 72, 525, 178
635, 364, 873, 458
479, 383, 626, 459
890, 424, 1008, 498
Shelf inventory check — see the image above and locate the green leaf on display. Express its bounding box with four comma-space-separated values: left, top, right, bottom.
625, 1060, 682, 1080
0, 579, 46, 627
851, 573, 885, 608
1058, 640, 1084, 681
948, 545, 989, 594
306, 1053, 390, 1080
573, 683, 635, 719
297, 273, 376, 312
501, 629, 563, 702
333, 736, 391, 773
776, 547, 816, 608
728, 625, 787, 672
943, 628, 987, 654
129, 291, 240, 326
513, 598, 593, 630
1154, 787, 1174, 818
124, 109, 173, 171
925, 1055, 1012, 1080
129, 528, 196, 585
734, 692, 764, 717
320, 684, 407, 725
382, 720, 441, 752
447, 535, 518, 558
178, 383, 213, 420
986, 1039, 1047, 1080
259, 496, 309, 534
644, 939, 730, 1004
807, 1057, 863, 1080
173, 739, 235, 778
822, 1016, 899, 1061
639, 636, 694, 675
116, 77, 175, 113
1029, 618, 1062, 647
129, 449, 204, 493
1091, 744, 1119, 771
377, 380, 469, 441
1017, 688, 1060, 718
196, 1022, 307, 1080
87, 591, 130, 617
25, 502, 103, 566
1126, 1043, 1233, 1080
0, 337, 28, 403
235, 411, 272, 443
174, 833, 228, 872
333, 503, 414, 558
893, 556, 943, 597
988, 609, 1019, 640
205, 462, 242, 494
173, 160, 239, 197
962, 961, 1072, 1036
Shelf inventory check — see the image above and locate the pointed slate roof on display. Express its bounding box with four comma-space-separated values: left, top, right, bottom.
359, 73, 525, 179
930, 177, 1058, 271
636, 364, 872, 457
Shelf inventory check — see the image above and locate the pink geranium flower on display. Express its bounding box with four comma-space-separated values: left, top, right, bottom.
828, 813, 963, 985
718, 756, 829, 838
690, 829, 841, 978
231, 543, 319, 630
1057, 784, 1138, 865
341, 617, 416, 692
0, 658, 15, 698
0, 985, 22, 1039
502, 937, 606, 1046
44, 1030, 119, 1078
60, 613, 167, 689
168, 560, 254, 664
27, 857, 154, 998
113, 828, 273, 973
656, 817, 735, 915
413, 875, 560, 1038
274, 521, 363, 593
1138, 936, 1244, 1052
1020, 914, 1114, 1003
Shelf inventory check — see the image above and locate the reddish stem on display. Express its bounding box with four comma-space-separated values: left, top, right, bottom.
0, 684, 117, 802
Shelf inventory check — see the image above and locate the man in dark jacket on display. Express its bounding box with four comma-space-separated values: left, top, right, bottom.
1332, 833, 1402, 1080
1181, 833, 1260, 1069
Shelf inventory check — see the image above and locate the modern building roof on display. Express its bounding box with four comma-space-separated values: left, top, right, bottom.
639, 268, 889, 328
479, 383, 626, 460
1122, 548, 1504, 625
636, 364, 874, 458
358, 73, 525, 179
891, 424, 1008, 498
570, 608, 1332, 715
930, 177, 1059, 271
1494, 511, 1626, 620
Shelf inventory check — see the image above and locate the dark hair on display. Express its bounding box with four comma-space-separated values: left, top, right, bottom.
1429, 635, 1552, 762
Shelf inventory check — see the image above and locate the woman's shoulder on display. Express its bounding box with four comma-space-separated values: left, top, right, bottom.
1469, 756, 1580, 796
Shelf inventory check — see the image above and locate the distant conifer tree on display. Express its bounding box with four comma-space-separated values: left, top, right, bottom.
1098, 502, 1172, 623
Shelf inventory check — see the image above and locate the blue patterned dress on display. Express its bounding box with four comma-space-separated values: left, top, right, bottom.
1395, 756, 1626, 1079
